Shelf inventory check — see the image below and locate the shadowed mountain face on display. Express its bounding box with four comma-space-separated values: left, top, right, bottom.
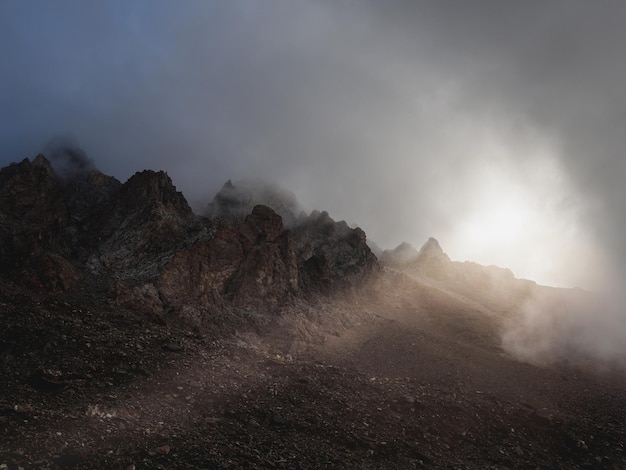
0, 155, 378, 327
1, 156, 625, 469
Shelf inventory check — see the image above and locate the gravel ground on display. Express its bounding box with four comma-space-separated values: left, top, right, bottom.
1, 274, 625, 469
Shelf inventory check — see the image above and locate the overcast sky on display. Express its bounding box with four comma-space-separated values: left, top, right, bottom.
2, 1, 626, 289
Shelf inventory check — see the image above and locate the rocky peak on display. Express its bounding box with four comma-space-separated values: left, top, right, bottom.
0, 155, 80, 292
0, 155, 62, 222
416, 237, 450, 263
294, 211, 378, 290
88, 171, 196, 281
240, 205, 285, 243
62, 170, 122, 224
406, 237, 452, 280
32, 153, 55, 171
117, 170, 191, 219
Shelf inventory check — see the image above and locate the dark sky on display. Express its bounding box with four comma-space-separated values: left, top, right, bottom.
2, 1, 626, 289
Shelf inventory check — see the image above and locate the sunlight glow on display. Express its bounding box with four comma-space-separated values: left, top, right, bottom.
440, 130, 604, 289
462, 198, 529, 246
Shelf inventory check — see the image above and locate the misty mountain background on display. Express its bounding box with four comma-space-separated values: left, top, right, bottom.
2, 1, 626, 293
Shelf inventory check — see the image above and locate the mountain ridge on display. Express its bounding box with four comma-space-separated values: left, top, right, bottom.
0, 155, 378, 328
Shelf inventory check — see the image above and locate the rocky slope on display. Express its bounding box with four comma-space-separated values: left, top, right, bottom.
1, 155, 625, 469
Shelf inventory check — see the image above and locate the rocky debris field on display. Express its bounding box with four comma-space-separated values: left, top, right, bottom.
2, 284, 625, 470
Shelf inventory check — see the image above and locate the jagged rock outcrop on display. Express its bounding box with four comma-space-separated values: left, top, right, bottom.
0, 155, 62, 225
0, 154, 378, 327
410, 237, 451, 279
294, 210, 378, 290
87, 170, 198, 281
154, 205, 380, 328
156, 206, 300, 328
0, 156, 78, 292
63, 169, 122, 262
228, 205, 299, 305
379, 238, 452, 277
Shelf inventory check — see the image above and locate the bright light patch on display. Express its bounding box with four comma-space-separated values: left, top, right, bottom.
452, 169, 546, 277
440, 129, 604, 289
462, 198, 529, 246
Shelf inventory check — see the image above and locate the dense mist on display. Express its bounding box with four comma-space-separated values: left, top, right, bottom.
501, 287, 626, 367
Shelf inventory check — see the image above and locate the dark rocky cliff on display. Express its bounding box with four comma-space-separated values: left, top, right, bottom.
0, 155, 379, 328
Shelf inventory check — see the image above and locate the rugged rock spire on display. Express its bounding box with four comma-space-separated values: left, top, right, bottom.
403, 237, 450, 279
0, 155, 78, 292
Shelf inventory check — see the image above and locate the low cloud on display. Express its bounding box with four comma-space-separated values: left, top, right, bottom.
201, 178, 303, 227
502, 287, 626, 368
43, 135, 95, 178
